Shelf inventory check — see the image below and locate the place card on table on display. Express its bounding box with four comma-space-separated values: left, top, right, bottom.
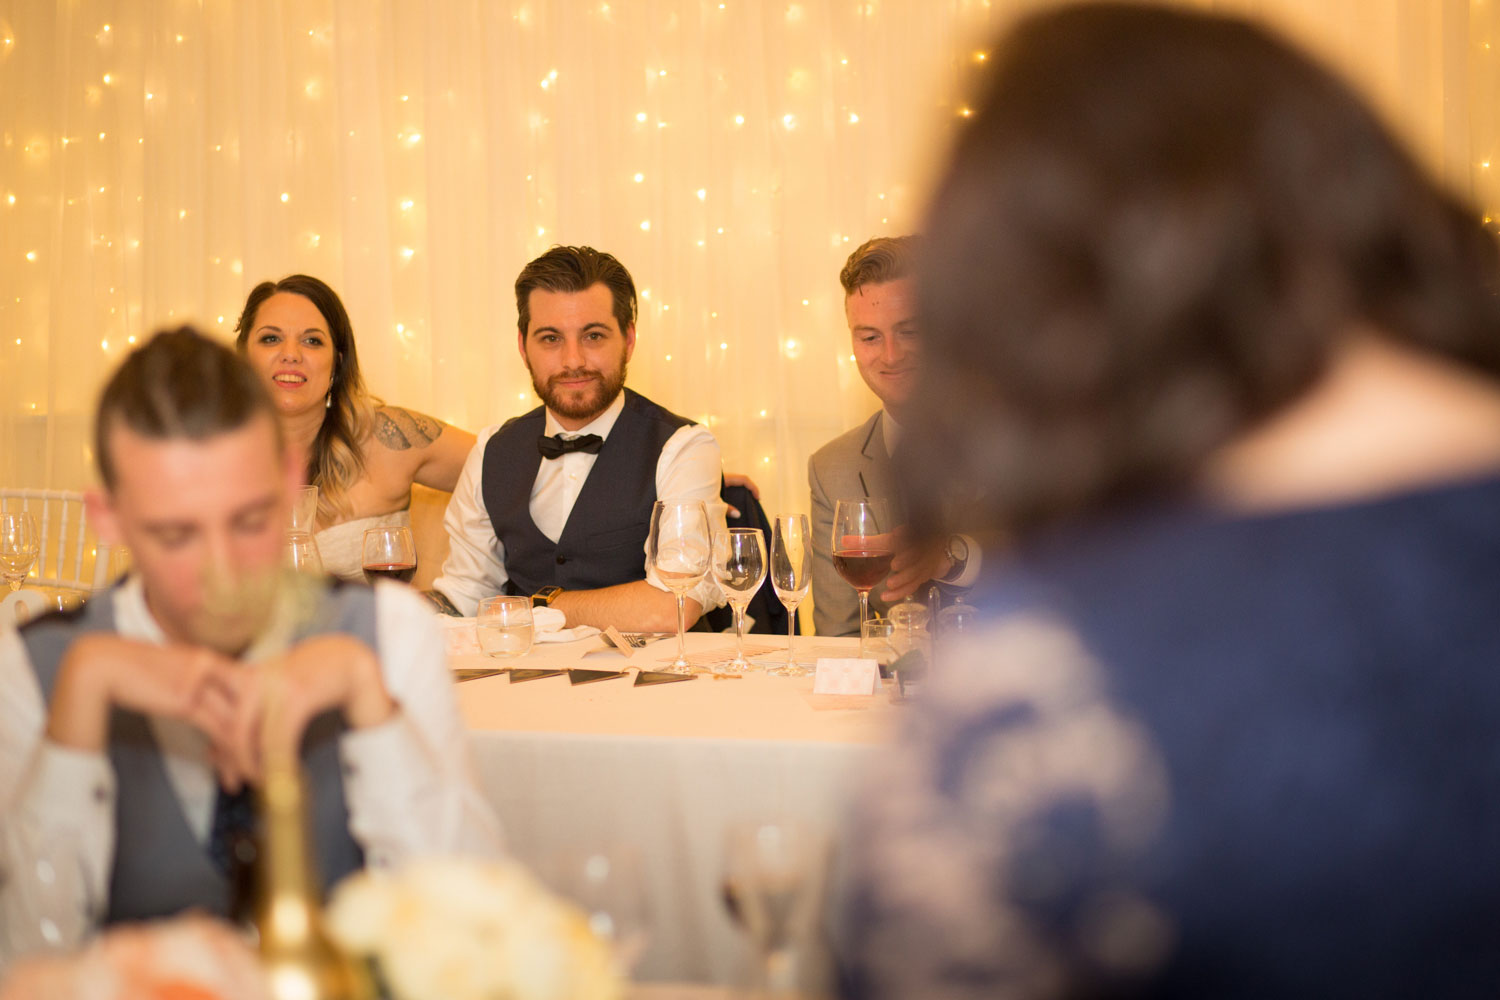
812, 657, 881, 696
600, 626, 637, 657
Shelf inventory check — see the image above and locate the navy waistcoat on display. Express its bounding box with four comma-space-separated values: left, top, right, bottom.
480, 388, 693, 596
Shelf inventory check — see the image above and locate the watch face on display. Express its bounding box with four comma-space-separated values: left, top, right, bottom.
949, 535, 969, 563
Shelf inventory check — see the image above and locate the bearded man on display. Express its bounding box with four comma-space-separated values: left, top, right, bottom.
433, 246, 723, 629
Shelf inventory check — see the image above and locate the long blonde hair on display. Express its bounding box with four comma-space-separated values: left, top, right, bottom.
234, 274, 376, 525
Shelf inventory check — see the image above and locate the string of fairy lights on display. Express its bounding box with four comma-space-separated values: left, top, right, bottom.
3, 0, 1499, 500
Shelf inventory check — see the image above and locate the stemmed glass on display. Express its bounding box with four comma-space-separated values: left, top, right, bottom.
539, 845, 651, 976
361, 525, 417, 584
712, 528, 767, 674
831, 498, 895, 657
722, 819, 821, 998
768, 514, 812, 676
0, 512, 40, 592
647, 499, 710, 673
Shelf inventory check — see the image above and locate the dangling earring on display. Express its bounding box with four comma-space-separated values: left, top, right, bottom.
325, 393, 332, 410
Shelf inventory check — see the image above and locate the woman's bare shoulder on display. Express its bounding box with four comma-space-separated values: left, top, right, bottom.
369, 405, 447, 452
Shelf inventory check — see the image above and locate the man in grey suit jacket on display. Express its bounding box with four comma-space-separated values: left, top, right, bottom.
808, 237, 980, 636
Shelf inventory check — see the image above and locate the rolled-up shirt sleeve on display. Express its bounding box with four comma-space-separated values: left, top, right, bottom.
432, 425, 509, 618
0, 630, 114, 969
645, 423, 727, 612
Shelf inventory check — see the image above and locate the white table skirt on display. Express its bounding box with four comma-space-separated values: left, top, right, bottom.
455, 632, 899, 986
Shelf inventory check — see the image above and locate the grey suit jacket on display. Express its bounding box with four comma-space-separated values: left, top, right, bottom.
808, 410, 901, 637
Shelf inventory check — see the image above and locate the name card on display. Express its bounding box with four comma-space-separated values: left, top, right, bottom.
813, 657, 880, 695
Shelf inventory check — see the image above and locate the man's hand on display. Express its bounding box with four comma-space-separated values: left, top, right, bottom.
880, 528, 953, 603
218, 635, 395, 789
47, 635, 241, 760
723, 473, 762, 518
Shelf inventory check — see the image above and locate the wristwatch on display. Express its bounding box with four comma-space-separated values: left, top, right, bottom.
532, 585, 563, 608
943, 534, 970, 582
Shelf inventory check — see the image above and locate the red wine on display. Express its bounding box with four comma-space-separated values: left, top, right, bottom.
364, 563, 416, 584
833, 549, 893, 590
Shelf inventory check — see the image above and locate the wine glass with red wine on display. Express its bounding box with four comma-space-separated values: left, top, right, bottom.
831, 498, 894, 657
361, 525, 417, 584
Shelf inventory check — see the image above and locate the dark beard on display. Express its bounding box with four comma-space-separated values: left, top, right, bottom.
531, 359, 628, 422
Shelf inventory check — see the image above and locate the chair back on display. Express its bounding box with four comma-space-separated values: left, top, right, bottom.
0, 489, 115, 592
703, 483, 797, 636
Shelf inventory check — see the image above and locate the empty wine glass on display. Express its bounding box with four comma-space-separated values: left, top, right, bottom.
769, 514, 812, 676
285, 532, 323, 574
712, 528, 767, 674
0, 512, 40, 592
831, 498, 895, 657
361, 525, 417, 585
647, 499, 711, 673
539, 845, 652, 976
722, 819, 822, 998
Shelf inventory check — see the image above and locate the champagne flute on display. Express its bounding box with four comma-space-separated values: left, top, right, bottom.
0, 512, 40, 592
769, 514, 811, 676
647, 499, 711, 674
722, 819, 821, 998
712, 528, 767, 674
832, 498, 895, 658
361, 525, 417, 584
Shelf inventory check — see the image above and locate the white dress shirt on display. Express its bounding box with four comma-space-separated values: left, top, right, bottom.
0, 577, 503, 969
433, 392, 727, 617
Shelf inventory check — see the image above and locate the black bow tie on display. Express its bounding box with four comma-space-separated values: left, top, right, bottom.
537, 433, 604, 459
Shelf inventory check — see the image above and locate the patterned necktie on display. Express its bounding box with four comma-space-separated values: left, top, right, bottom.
537, 433, 604, 459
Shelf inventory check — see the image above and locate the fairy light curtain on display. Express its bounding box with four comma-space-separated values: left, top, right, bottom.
3, 0, 1499, 524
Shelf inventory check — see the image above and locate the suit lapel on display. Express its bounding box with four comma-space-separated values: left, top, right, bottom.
858, 411, 898, 503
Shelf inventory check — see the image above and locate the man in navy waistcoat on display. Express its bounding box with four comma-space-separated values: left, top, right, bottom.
433, 246, 723, 629
0, 329, 501, 969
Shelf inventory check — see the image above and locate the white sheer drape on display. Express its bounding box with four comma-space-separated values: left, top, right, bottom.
4, 0, 1498, 523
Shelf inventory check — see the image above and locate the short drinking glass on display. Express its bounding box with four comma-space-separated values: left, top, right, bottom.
361, 526, 417, 585
476, 595, 534, 658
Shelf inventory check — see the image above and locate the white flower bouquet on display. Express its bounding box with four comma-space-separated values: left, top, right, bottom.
326, 857, 624, 1000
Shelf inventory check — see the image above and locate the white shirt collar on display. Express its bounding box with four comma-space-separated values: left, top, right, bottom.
881, 409, 903, 456
543, 390, 627, 441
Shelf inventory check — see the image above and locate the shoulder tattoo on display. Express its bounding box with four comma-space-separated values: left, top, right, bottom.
375, 407, 444, 450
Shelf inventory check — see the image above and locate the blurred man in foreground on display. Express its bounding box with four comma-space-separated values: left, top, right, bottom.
845, 5, 1500, 997
0, 328, 500, 970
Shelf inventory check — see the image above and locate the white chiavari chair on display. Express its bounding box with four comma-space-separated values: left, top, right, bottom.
0, 489, 116, 593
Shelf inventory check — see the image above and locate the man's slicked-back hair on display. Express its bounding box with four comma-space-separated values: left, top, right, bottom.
95, 326, 281, 488
840, 236, 920, 295
515, 245, 637, 335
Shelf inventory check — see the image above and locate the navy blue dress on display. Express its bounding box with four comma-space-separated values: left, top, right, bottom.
843, 473, 1500, 999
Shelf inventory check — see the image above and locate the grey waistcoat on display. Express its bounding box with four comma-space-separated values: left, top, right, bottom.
20, 581, 374, 924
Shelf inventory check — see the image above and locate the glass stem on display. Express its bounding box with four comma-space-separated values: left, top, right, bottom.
675, 592, 688, 665
786, 602, 797, 665
858, 589, 871, 657
733, 603, 746, 662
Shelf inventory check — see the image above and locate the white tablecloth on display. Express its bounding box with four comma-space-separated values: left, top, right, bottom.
455, 632, 899, 987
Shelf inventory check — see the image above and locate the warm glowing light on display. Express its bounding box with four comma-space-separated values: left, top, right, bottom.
101, 339, 109, 349
636, 111, 647, 122
640, 220, 651, 231
734, 114, 745, 125
102, 23, 111, 32
24, 251, 36, 261
400, 94, 410, 102
175, 34, 183, 42
959, 106, 973, 117
178, 208, 186, 219
658, 69, 667, 77
98, 132, 105, 140
5, 195, 13, 205
975, 51, 988, 61
127, 335, 136, 344
102, 73, 112, 84
719, 342, 728, 350
782, 113, 796, 129
145, 92, 153, 100
536, 225, 545, 236
848, 112, 859, 124
801, 299, 809, 306
280, 192, 290, 202
400, 246, 415, 259
696, 188, 706, 200
400, 198, 414, 211
759, 409, 768, 417
665, 354, 673, 361
634, 172, 645, 182
407, 132, 422, 144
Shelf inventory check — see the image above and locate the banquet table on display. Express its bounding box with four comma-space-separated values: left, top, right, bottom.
454, 630, 902, 988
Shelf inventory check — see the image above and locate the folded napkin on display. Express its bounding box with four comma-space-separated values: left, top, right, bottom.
439, 608, 601, 657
